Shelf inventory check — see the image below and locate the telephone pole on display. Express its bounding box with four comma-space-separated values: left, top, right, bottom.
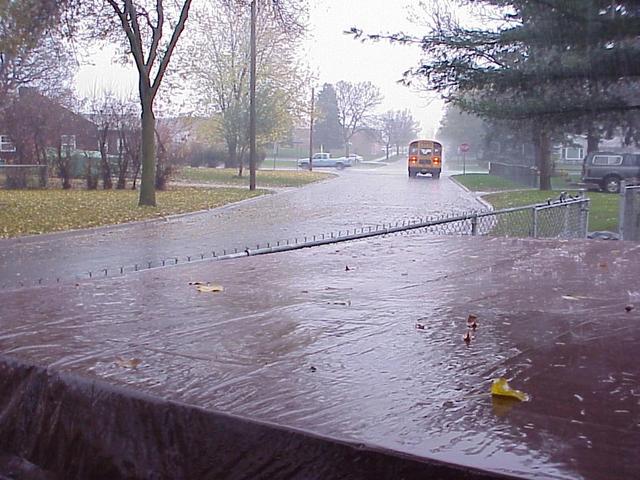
308, 86, 314, 171
249, 0, 257, 190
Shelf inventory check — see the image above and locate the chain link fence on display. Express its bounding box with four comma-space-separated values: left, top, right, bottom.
0, 165, 48, 188
619, 184, 640, 241
422, 195, 589, 239
1, 194, 590, 289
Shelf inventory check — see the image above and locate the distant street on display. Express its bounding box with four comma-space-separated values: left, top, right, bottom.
0, 161, 481, 287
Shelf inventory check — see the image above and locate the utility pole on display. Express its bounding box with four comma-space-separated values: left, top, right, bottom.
308, 86, 314, 171
249, 0, 257, 190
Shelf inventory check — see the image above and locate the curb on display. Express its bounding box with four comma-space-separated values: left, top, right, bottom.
448, 176, 494, 211
0, 189, 273, 245
0, 174, 341, 245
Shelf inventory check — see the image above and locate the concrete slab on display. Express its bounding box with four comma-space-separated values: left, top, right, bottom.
0, 234, 638, 479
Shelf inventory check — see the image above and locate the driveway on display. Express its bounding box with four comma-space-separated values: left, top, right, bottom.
0, 161, 481, 287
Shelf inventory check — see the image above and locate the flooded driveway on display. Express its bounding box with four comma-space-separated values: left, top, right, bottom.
0, 234, 638, 479
0, 163, 480, 286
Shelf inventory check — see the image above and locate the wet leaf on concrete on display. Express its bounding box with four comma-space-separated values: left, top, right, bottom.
332, 300, 351, 306
115, 357, 142, 369
562, 295, 581, 301
491, 378, 529, 402
197, 285, 224, 293
625, 305, 634, 312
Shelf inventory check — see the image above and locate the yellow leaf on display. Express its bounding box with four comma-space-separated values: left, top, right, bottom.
197, 284, 224, 293
490, 378, 529, 402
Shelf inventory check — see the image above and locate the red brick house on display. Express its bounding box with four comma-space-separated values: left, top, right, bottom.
0, 88, 99, 165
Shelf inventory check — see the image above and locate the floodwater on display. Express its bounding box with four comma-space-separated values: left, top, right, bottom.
1, 233, 639, 479
0, 165, 481, 287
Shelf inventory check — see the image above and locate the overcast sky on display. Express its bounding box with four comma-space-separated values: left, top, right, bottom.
75, 0, 443, 137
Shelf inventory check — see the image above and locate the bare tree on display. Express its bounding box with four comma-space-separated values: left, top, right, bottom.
85, 91, 120, 189
96, 0, 193, 205
113, 99, 140, 189
335, 81, 382, 157
392, 109, 420, 155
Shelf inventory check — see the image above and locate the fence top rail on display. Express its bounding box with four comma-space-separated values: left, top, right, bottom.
624, 185, 640, 192
474, 197, 588, 219
0, 164, 47, 168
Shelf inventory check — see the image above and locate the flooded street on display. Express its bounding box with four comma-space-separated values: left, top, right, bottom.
0, 162, 481, 286
1, 235, 638, 479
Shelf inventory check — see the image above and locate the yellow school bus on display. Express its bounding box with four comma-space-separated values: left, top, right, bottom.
408, 140, 442, 178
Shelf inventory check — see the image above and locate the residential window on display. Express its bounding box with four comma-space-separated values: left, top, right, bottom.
592, 154, 622, 166
564, 147, 583, 160
0, 135, 16, 152
61, 135, 76, 151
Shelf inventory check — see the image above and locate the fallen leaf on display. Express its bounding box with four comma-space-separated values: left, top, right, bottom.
332, 300, 351, 306
115, 357, 142, 369
625, 305, 634, 312
463, 331, 471, 343
467, 314, 478, 329
562, 295, 581, 301
415, 322, 426, 330
345, 265, 351, 271
490, 378, 529, 402
197, 284, 224, 293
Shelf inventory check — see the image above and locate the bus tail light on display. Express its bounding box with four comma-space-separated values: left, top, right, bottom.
409, 156, 417, 163
432, 156, 441, 165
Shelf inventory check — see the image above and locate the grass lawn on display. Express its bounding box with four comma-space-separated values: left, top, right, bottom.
452, 174, 527, 191
176, 167, 332, 188
483, 190, 618, 232
0, 187, 265, 238
259, 159, 299, 169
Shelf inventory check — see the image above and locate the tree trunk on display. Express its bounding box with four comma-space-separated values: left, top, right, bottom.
534, 127, 552, 191
227, 138, 238, 169
100, 140, 113, 190
587, 128, 599, 154
138, 97, 156, 206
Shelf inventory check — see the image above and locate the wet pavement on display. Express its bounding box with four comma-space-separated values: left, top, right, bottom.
0, 162, 481, 287
0, 233, 639, 479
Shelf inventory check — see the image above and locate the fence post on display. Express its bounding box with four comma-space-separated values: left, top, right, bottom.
532, 207, 538, 238
619, 181, 627, 240
578, 189, 589, 238
471, 214, 478, 236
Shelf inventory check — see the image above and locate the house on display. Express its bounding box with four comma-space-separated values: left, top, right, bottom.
0, 87, 99, 166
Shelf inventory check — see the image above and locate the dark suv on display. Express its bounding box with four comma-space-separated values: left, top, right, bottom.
581, 151, 640, 193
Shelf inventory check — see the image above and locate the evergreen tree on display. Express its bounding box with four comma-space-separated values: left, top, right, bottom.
314, 83, 343, 150
353, 0, 640, 190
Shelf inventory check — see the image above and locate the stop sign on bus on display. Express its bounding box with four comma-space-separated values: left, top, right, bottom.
459, 143, 470, 152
